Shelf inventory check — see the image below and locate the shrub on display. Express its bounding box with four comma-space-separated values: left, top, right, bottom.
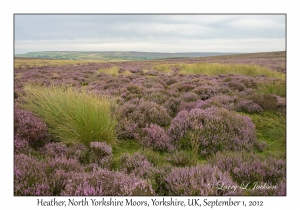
14, 136, 30, 154
135, 124, 174, 152
89, 142, 113, 168
181, 92, 199, 102
144, 90, 168, 105
119, 153, 155, 179
246, 93, 278, 111
235, 100, 263, 114
168, 107, 259, 157
14, 154, 51, 195
208, 152, 286, 185
197, 95, 237, 110
192, 85, 220, 100
22, 85, 117, 146
14, 108, 50, 149
247, 180, 286, 196
117, 98, 172, 139
42, 142, 69, 158
116, 119, 138, 139
167, 151, 194, 167
61, 169, 154, 196
46, 156, 84, 174
152, 165, 173, 195
227, 80, 247, 92
164, 97, 181, 117
41, 143, 89, 164
164, 164, 243, 196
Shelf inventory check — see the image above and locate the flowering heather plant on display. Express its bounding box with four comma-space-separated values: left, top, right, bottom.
246, 93, 278, 111
226, 80, 247, 92
62, 168, 154, 196
208, 152, 286, 185
181, 92, 199, 102
14, 136, 30, 154
240, 77, 257, 88
167, 150, 194, 167
168, 107, 258, 156
117, 98, 172, 138
164, 97, 181, 117
41, 142, 89, 163
144, 90, 169, 105
42, 142, 69, 158
116, 119, 138, 139
89, 142, 113, 168
192, 85, 218, 100
164, 164, 244, 196
247, 180, 286, 196
14, 154, 51, 195
14, 108, 50, 149
235, 100, 263, 114
169, 82, 195, 93
46, 156, 84, 174
120, 153, 155, 179
135, 124, 174, 152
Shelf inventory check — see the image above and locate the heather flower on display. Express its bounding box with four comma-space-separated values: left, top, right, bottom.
119, 153, 155, 179
41, 142, 88, 163
247, 180, 286, 196
117, 98, 172, 139
144, 90, 169, 105
181, 92, 199, 102
116, 119, 138, 139
14, 108, 50, 149
14, 135, 30, 154
164, 97, 181, 117
246, 93, 278, 111
235, 100, 263, 114
46, 156, 84, 174
135, 124, 174, 152
164, 164, 244, 196
192, 85, 216, 100
42, 142, 69, 158
14, 154, 51, 196
62, 168, 154, 196
168, 107, 259, 156
89, 142, 113, 168
208, 151, 286, 185
227, 80, 247, 92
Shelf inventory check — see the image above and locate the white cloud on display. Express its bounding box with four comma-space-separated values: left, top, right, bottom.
15, 37, 285, 54
14, 15, 286, 53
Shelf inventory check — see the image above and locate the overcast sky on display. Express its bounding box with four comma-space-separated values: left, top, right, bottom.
14, 14, 286, 54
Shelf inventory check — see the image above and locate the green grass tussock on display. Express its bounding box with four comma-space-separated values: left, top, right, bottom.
22, 85, 117, 146
257, 80, 286, 97
97, 66, 119, 76
153, 64, 172, 73
179, 63, 284, 79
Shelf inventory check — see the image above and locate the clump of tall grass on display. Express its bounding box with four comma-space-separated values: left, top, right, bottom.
179, 63, 284, 79
22, 85, 117, 146
257, 80, 286, 97
153, 64, 172, 73
97, 66, 119, 76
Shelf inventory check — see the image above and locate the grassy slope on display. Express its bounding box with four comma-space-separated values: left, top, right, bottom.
15, 51, 236, 61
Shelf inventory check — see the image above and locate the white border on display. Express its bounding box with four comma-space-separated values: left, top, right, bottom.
2, 1, 298, 209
